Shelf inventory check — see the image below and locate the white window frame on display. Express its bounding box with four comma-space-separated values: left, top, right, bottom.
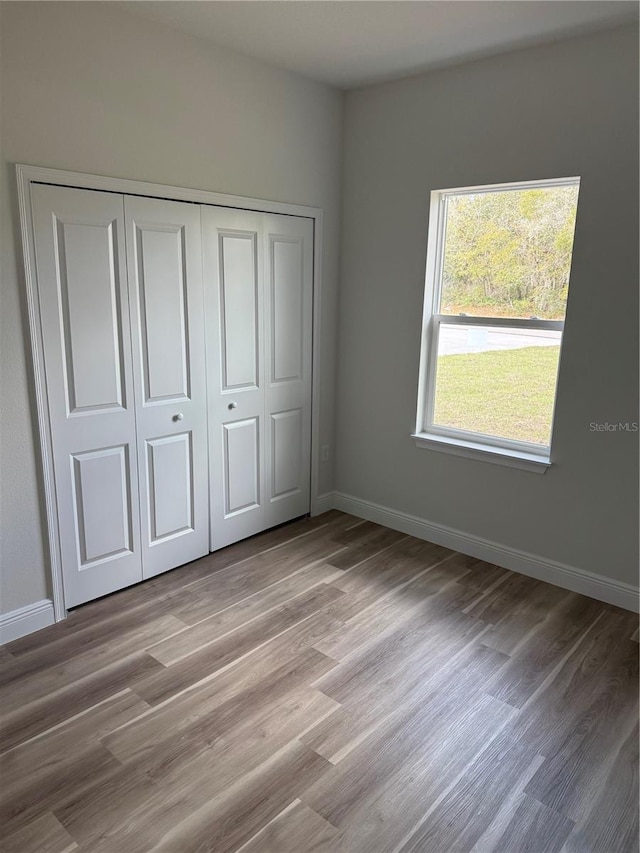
414, 176, 580, 473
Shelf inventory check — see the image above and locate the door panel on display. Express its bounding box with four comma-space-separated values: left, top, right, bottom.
271, 237, 304, 383
125, 196, 209, 578
264, 215, 313, 528
32, 184, 142, 607
57, 220, 126, 413
71, 445, 133, 565
223, 417, 260, 515
134, 224, 191, 403
146, 433, 194, 542
271, 408, 304, 499
219, 233, 259, 390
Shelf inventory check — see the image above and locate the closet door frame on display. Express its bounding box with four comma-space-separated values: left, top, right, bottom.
17, 163, 325, 624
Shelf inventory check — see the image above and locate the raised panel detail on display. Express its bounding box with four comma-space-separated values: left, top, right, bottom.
146, 433, 194, 543
71, 445, 133, 566
271, 409, 303, 499
136, 225, 190, 403
223, 418, 259, 516
271, 237, 303, 383
219, 233, 258, 390
55, 219, 125, 414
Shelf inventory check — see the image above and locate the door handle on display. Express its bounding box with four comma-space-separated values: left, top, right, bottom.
172, 413, 184, 422
228, 402, 238, 410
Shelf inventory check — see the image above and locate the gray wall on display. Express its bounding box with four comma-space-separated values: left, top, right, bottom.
0, 2, 343, 613
336, 25, 639, 586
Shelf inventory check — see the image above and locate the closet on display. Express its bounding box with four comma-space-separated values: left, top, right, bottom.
30, 182, 314, 608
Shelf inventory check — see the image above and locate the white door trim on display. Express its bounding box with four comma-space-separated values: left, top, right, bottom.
16, 163, 325, 623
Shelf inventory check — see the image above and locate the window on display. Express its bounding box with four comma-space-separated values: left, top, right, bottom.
415, 177, 580, 471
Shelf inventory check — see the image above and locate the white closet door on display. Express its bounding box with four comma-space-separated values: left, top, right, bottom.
203, 207, 266, 550
203, 207, 313, 550
125, 196, 209, 578
263, 214, 313, 528
31, 184, 142, 607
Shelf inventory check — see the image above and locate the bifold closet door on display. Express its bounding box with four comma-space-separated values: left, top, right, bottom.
203, 208, 265, 549
124, 196, 209, 578
203, 207, 313, 550
31, 183, 308, 605
263, 214, 313, 529
31, 184, 142, 607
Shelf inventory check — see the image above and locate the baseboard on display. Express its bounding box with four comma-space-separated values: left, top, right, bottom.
0, 599, 55, 645
331, 491, 639, 613
311, 492, 335, 516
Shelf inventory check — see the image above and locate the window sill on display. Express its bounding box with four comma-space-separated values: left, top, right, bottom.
412, 432, 550, 473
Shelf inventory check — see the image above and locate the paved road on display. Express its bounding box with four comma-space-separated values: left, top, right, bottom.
439, 325, 560, 356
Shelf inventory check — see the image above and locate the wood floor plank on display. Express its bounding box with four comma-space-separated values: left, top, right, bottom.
330, 534, 453, 595
0, 741, 121, 835
182, 518, 352, 600
485, 593, 604, 708
0, 689, 149, 788
100, 609, 341, 769
313, 605, 487, 711
103, 647, 338, 767
0, 651, 163, 753
302, 643, 513, 837
505, 606, 640, 765
0, 811, 77, 853
69, 694, 336, 852
0, 614, 186, 715
467, 755, 547, 853
131, 584, 345, 706
469, 572, 570, 655
327, 519, 386, 547
165, 531, 348, 627
326, 526, 407, 570
523, 635, 638, 822
237, 799, 338, 853
0, 512, 636, 853
5, 588, 204, 667
305, 699, 516, 853
147, 561, 344, 666
1, 606, 187, 674
0, 646, 14, 666
397, 732, 541, 853
311, 539, 452, 630
489, 794, 574, 853
146, 743, 332, 853
562, 723, 639, 853
314, 550, 476, 661
51, 756, 157, 849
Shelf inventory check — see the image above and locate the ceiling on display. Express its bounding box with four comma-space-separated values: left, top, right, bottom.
121, 1, 638, 89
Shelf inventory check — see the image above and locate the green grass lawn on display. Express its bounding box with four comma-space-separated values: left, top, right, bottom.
434, 345, 560, 446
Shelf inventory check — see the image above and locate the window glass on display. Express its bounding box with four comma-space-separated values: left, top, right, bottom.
440, 186, 579, 321
433, 324, 562, 446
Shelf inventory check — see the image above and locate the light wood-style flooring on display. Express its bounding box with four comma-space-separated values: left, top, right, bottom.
0, 510, 638, 853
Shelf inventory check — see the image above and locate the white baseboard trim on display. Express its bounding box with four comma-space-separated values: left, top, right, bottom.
311, 492, 335, 516
0, 599, 55, 645
331, 491, 639, 613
